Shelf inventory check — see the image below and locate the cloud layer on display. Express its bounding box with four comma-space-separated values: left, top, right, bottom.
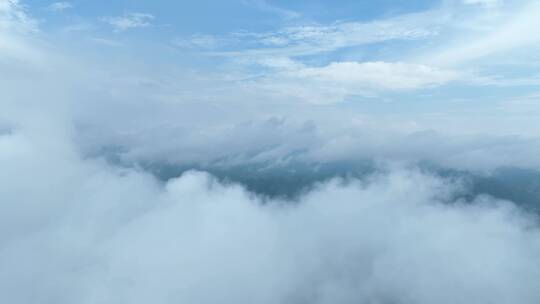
2, 123, 540, 303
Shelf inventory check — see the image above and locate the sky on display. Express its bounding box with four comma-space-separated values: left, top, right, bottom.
3, 0, 539, 170
2, 0, 540, 303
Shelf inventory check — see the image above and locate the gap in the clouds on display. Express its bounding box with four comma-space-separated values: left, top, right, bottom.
146, 160, 378, 202
420, 164, 540, 213
150, 162, 540, 211
91, 147, 540, 211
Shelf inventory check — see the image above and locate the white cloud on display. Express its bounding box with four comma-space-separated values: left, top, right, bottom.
60, 22, 95, 33
428, 1, 540, 66
240, 61, 461, 104
2, 121, 540, 303
88, 37, 124, 47
71, 82, 540, 171
463, 0, 502, 6
245, 0, 301, 19
0, 0, 36, 32
0, 0, 42, 63
215, 12, 439, 58
196, 1, 540, 91
47, 1, 73, 12
172, 34, 221, 49
104, 12, 154, 32
295, 61, 460, 91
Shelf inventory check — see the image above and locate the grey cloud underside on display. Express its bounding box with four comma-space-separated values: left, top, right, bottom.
75, 112, 540, 172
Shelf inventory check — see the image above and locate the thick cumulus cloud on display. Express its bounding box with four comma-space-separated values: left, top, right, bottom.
2, 125, 540, 304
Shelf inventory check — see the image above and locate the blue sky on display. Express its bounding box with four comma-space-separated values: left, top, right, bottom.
31, 0, 436, 32
23, 0, 540, 100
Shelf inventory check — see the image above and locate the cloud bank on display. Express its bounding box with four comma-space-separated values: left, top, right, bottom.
2, 124, 540, 304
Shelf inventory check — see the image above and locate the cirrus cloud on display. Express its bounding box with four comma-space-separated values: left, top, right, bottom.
104, 12, 154, 32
